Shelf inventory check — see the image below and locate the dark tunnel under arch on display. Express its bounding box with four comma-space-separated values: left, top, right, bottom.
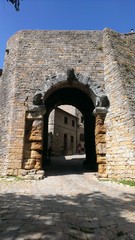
42, 84, 97, 171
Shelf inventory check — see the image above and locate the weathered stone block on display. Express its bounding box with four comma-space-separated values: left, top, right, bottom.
28, 131, 42, 141
7, 169, 14, 176
34, 161, 42, 170
32, 120, 42, 129
31, 150, 42, 159
31, 142, 42, 150
17, 169, 28, 176
96, 143, 106, 155
98, 163, 106, 174
23, 159, 36, 170
95, 125, 106, 135
97, 155, 106, 164
34, 174, 44, 180
95, 134, 106, 144
36, 170, 45, 175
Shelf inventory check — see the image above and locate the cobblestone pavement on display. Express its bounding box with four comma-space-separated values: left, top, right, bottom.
0, 155, 135, 240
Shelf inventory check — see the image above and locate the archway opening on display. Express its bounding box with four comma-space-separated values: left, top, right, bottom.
47, 105, 85, 156
42, 85, 98, 173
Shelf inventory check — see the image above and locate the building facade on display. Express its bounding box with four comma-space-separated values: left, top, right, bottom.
48, 105, 85, 156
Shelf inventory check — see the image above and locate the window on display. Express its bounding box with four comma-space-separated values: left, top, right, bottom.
81, 116, 84, 124
80, 133, 84, 142
72, 120, 75, 127
71, 136, 74, 143
63, 133, 68, 154
64, 116, 68, 124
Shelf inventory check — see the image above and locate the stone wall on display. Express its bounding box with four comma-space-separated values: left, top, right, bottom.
0, 29, 135, 179
103, 29, 135, 179
0, 30, 104, 175
0, 35, 26, 175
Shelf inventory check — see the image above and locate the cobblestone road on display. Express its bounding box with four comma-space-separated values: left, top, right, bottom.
0, 156, 135, 240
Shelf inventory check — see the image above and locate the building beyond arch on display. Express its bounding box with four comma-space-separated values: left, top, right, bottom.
0, 28, 135, 180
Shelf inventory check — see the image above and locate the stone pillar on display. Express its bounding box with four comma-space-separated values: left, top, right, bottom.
23, 116, 42, 170
93, 107, 108, 178
23, 105, 46, 173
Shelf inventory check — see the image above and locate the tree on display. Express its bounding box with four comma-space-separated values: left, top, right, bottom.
7, 0, 22, 11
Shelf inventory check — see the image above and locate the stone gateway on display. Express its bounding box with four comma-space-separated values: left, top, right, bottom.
0, 28, 135, 180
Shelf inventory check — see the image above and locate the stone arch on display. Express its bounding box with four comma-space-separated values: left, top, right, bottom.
30, 68, 109, 109
23, 69, 109, 178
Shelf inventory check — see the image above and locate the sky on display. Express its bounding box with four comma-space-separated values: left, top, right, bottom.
0, 0, 135, 68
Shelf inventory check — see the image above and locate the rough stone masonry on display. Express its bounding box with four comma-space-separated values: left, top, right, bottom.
0, 28, 135, 180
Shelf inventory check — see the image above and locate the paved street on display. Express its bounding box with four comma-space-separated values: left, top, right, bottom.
0, 155, 135, 240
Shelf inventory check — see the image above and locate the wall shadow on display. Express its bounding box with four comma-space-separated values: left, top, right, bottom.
0, 190, 135, 239
44, 155, 96, 177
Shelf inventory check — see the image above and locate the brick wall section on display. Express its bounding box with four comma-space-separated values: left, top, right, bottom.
0, 30, 104, 175
103, 29, 135, 179
0, 29, 135, 179
9, 30, 104, 108
0, 35, 26, 175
